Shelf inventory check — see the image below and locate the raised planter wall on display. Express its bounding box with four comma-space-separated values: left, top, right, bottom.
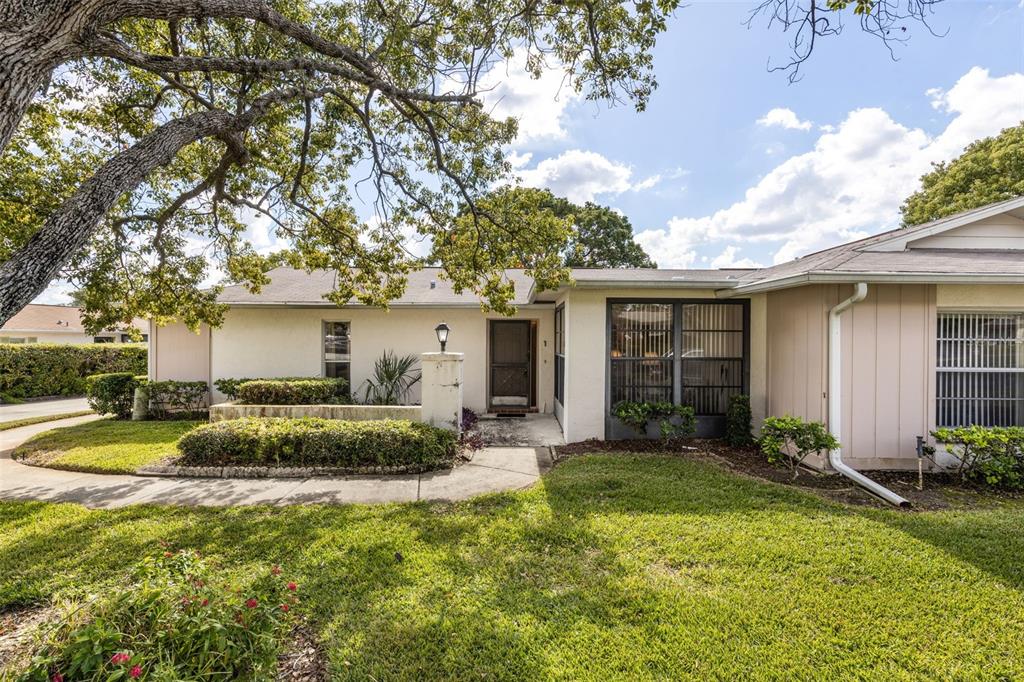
209, 402, 421, 422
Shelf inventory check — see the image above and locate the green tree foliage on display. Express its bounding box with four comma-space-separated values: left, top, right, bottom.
468, 187, 656, 269
901, 123, 1024, 226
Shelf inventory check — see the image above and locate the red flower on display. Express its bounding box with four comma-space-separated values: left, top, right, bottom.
110, 653, 131, 665
201, 598, 209, 607
280, 603, 290, 612
271, 565, 282, 576
246, 598, 258, 608
52, 673, 64, 682
129, 665, 142, 679
163, 551, 172, 558
287, 582, 297, 592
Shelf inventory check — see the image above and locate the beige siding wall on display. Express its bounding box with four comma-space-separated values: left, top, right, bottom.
559, 287, 766, 443
766, 283, 937, 469
150, 322, 211, 383
936, 284, 1024, 309
207, 306, 554, 412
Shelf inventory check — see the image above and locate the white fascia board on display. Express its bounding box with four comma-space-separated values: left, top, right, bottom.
718, 271, 1024, 297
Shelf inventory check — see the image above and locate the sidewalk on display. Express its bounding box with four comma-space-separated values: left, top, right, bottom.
0, 397, 91, 423
0, 417, 549, 509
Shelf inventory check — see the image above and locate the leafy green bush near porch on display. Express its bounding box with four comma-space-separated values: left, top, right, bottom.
760, 416, 838, 477
0, 344, 146, 399
611, 401, 696, 439
177, 417, 457, 469
932, 425, 1024, 490
235, 378, 348, 405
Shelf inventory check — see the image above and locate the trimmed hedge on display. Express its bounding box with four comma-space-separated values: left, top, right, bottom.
85, 372, 146, 419
235, 378, 348, 405
177, 417, 458, 469
0, 343, 146, 399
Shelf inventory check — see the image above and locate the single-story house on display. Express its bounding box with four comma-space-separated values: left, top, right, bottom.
1, 304, 148, 345
149, 197, 1024, 471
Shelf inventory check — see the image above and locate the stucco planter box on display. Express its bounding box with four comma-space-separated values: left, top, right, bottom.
209, 402, 422, 423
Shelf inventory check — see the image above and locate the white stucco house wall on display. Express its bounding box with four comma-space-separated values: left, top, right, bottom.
149, 197, 1024, 470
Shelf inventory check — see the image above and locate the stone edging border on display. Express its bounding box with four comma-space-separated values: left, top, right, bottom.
134, 460, 458, 479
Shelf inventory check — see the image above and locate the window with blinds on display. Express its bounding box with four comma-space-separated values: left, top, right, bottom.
937, 312, 1024, 427
608, 301, 747, 416
323, 321, 352, 391
681, 304, 745, 415
610, 303, 674, 404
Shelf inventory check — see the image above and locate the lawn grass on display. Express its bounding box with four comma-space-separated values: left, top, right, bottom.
12, 419, 200, 474
1, 454, 1022, 679
0, 411, 94, 432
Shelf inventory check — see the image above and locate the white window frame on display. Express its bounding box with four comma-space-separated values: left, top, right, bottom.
322, 320, 352, 387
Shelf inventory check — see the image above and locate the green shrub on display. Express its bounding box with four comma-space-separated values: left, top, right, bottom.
725, 394, 754, 447
213, 377, 254, 400
14, 549, 297, 682
145, 380, 208, 419
760, 416, 838, 478
85, 373, 145, 419
0, 344, 146, 399
932, 425, 1024, 490
611, 400, 696, 440
236, 378, 348, 405
178, 417, 458, 469
361, 351, 421, 405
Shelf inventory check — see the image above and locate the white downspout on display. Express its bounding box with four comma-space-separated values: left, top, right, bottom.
828, 283, 911, 508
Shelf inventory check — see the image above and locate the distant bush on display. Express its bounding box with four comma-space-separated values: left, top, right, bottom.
14, 549, 297, 682
725, 394, 754, 447
235, 378, 348, 405
213, 377, 254, 400
85, 373, 146, 419
178, 417, 457, 469
146, 380, 209, 420
932, 425, 1024, 490
0, 344, 146, 399
611, 400, 696, 440
759, 416, 838, 478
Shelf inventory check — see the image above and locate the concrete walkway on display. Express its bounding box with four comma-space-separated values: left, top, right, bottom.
0, 417, 550, 509
0, 397, 92, 423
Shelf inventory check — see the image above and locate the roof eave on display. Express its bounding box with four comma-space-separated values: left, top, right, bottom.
718, 271, 1024, 296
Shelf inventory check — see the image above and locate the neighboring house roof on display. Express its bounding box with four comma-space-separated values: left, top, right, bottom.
216, 197, 1024, 305
0, 304, 147, 336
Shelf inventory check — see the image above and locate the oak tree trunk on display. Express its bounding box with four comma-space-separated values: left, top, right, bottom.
0, 110, 237, 326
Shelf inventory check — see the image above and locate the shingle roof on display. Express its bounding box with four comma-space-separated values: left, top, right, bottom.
1, 305, 147, 335
1, 304, 86, 333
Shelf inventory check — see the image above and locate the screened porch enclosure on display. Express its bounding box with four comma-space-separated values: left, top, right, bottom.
606, 299, 748, 438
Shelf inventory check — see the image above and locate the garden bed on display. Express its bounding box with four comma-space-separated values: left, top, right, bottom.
555, 438, 1023, 510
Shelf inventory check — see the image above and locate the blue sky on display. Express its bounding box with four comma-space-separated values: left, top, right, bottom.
490, 0, 1024, 269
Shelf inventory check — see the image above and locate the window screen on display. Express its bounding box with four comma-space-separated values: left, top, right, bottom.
937, 312, 1024, 427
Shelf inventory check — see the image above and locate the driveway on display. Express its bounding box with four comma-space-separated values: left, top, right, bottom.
0, 416, 550, 509
0, 397, 92, 423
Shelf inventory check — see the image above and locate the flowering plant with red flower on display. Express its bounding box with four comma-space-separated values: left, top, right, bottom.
19, 549, 298, 682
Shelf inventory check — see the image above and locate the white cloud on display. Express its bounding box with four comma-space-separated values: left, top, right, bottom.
636, 67, 1024, 268
757, 107, 813, 131
518, 149, 633, 203
632, 174, 662, 191
478, 50, 580, 144
709, 246, 763, 269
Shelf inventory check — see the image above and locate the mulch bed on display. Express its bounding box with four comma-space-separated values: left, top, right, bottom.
555, 438, 1022, 510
